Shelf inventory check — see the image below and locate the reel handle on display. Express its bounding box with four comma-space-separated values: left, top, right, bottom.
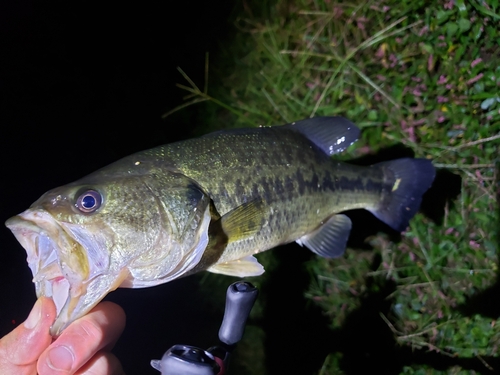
151, 281, 258, 375
219, 281, 258, 346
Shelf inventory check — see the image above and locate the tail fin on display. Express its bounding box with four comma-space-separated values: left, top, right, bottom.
367, 158, 435, 231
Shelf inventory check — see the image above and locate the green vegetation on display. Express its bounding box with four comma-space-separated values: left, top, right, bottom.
167, 0, 499, 373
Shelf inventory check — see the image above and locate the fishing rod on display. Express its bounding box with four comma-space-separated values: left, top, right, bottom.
151, 281, 258, 375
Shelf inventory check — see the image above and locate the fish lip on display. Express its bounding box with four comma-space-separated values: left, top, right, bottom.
6, 211, 87, 336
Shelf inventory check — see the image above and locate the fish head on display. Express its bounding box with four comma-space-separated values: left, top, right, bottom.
6, 172, 212, 336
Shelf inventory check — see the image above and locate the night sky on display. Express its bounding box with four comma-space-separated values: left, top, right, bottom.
0, 1, 236, 373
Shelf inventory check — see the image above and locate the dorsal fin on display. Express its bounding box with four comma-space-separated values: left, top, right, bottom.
285, 116, 360, 155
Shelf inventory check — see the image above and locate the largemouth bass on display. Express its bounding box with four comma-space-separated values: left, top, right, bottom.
6, 117, 435, 335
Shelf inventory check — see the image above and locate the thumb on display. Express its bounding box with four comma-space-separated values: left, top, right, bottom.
0, 297, 56, 370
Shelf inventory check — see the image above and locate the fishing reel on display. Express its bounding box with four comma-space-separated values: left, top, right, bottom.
151, 281, 258, 375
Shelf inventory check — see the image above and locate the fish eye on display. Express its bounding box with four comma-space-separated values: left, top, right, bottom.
75, 189, 102, 213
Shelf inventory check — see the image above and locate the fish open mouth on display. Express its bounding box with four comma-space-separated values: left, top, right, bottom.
6, 210, 88, 336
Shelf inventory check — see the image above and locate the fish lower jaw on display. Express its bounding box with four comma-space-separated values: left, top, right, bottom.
32, 255, 73, 317
39, 274, 87, 337
36, 275, 71, 321
33, 259, 87, 337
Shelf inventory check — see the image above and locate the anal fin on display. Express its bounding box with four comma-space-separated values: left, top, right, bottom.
207, 255, 265, 277
296, 214, 352, 258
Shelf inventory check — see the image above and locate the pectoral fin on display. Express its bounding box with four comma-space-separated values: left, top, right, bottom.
208, 255, 265, 277
220, 200, 265, 242
296, 214, 352, 258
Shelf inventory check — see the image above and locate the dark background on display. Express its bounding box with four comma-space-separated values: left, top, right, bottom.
0, 1, 236, 373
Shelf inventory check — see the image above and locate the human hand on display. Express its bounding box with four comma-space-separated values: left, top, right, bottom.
0, 297, 126, 375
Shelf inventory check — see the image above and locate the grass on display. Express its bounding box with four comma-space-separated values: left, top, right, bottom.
166, 0, 499, 373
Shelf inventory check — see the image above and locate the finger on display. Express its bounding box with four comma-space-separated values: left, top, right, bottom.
37, 301, 125, 375
0, 297, 56, 375
75, 351, 125, 375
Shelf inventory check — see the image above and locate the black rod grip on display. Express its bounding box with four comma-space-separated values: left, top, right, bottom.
218, 281, 258, 346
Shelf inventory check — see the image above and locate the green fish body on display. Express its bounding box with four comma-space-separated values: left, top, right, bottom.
5, 117, 435, 335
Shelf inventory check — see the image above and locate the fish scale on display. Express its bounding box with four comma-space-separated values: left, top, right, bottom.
143, 127, 392, 263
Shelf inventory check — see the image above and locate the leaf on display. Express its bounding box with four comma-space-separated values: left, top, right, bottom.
436, 10, 454, 24
472, 23, 483, 40
455, 0, 468, 17
470, 0, 500, 19
457, 18, 471, 34
447, 22, 459, 38
420, 43, 434, 54
481, 97, 500, 110
367, 110, 378, 121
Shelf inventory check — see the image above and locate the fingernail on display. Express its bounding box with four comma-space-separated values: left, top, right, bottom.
24, 298, 42, 329
47, 345, 74, 371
